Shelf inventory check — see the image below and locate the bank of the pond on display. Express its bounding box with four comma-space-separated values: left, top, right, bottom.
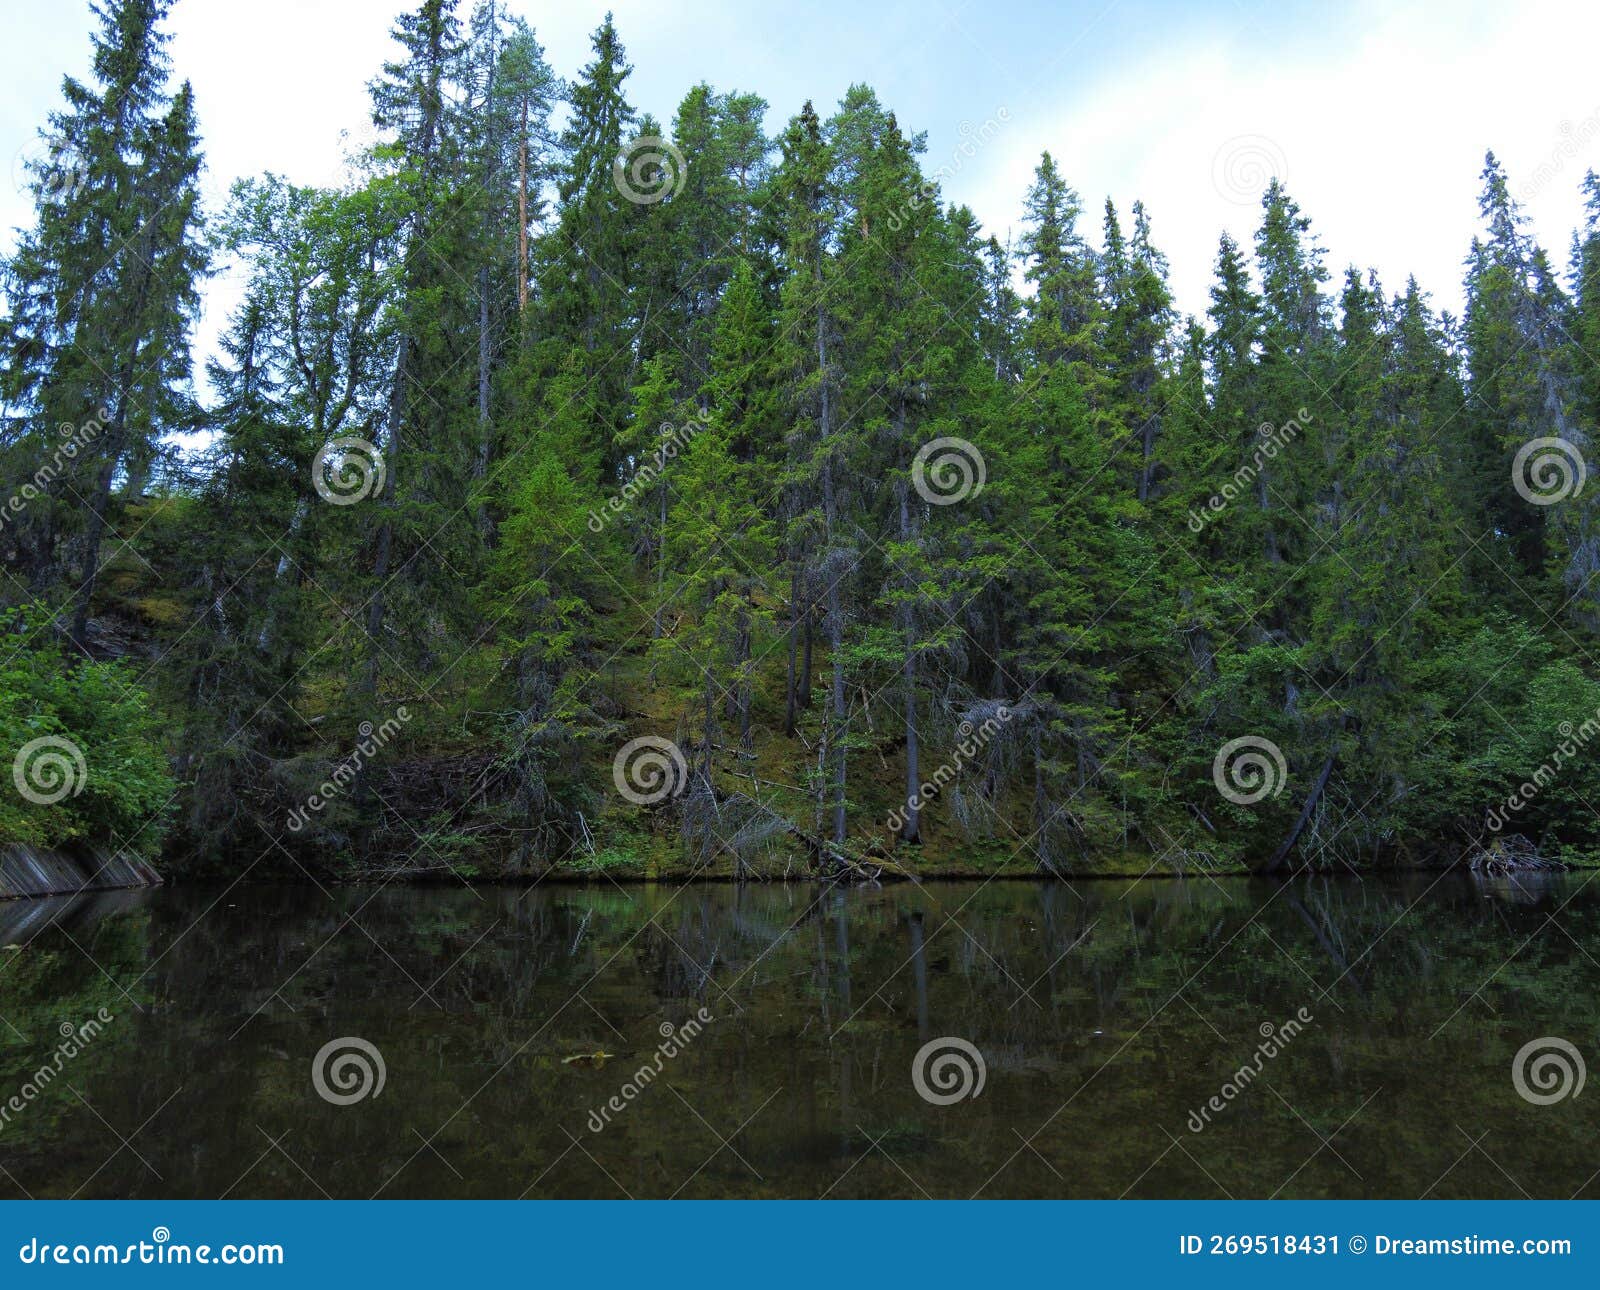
154, 840, 1246, 884
125, 817, 1600, 887
140, 844, 1600, 889
0, 843, 162, 901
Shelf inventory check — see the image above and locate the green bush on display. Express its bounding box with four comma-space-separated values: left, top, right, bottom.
0, 613, 174, 858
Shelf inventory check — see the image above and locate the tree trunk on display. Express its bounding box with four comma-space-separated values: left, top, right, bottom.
737, 604, 753, 753
801, 602, 814, 708
362, 334, 409, 702
361, 34, 442, 710
820, 307, 846, 848
652, 481, 667, 641
908, 911, 929, 1041
517, 94, 528, 312
1262, 750, 1337, 874
1137, 414, 1155, 502
475, 261, 492, 534
71, 240, 157, 647
827, 561, 846, 844
783, 562, 800, 736
474, 14, 496, 536
69, 397, 128, 648
899, 484, 920, 844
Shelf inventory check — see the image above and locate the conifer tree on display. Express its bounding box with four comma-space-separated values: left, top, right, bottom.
358, 0, 473, 725
12, 3, 1600, 879
0, 0, 205, 644
1461, 152, 1589, 616
1102, 199, 1175, 500
537, 14, 638, 478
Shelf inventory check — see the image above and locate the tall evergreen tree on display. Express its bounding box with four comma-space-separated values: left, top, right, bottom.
0, 0, 206, 646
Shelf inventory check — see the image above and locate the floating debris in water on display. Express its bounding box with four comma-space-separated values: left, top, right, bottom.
562, 1050, 615, 1068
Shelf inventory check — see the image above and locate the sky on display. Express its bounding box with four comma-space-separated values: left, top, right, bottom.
3, 0, 1599, 369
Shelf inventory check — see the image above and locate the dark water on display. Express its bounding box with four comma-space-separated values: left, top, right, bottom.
0, 873, 1596, 1199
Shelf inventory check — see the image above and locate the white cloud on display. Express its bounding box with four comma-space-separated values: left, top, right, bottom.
3, 0, 1597, 376
958, 0, 1600, 318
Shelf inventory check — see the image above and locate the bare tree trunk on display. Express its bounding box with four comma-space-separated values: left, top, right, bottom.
361, 33, 443, 713
737, 604, 753, 753
801, 602, 814, 708
783, 563, 800, 736
1262, 750, 1336, 874
69, 397, 128, 649
652, 481, 666, 641
475, 262, 492, 532
1137, 415, 1155, 502
827, 542, 846, 845
702, 672, 716, 788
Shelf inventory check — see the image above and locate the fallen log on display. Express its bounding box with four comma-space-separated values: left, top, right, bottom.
1261, 749, 1337, 874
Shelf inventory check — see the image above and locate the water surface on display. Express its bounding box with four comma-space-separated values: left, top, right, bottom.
1, 874, 1596, 1198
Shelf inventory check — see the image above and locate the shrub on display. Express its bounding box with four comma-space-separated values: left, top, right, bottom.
0, 611, 174, 858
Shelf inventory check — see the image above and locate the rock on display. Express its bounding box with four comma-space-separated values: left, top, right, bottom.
0, 843, 162, 901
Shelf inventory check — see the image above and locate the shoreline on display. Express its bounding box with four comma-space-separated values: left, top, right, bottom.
8, 860, 1588, 903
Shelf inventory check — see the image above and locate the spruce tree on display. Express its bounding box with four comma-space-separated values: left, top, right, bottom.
0, 0, 205, 645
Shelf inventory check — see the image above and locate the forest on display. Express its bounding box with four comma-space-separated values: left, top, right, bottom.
5, 0, 1600, 884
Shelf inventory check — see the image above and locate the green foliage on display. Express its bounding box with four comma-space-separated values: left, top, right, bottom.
0, 614, 173, 857
6, 2, 1600, 880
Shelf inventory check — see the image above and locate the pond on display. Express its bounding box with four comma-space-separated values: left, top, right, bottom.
0, 873, 1596, 1198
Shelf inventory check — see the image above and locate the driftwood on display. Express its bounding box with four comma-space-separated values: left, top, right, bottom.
687, 783, 913, 884
1463, 833, 1564, 874
1261, 749, 1337, 874
776, 817, 913, 884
